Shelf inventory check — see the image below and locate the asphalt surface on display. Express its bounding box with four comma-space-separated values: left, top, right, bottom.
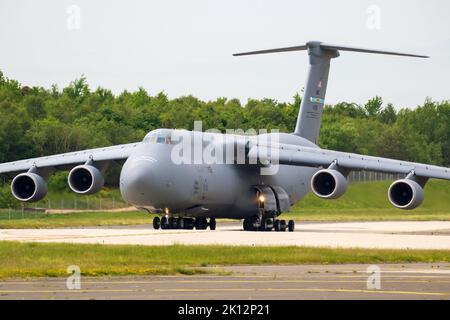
1, 264, 449, 300
1, 221, 450, 249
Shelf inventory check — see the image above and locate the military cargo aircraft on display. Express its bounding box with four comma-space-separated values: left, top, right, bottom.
1, 41, 449, 232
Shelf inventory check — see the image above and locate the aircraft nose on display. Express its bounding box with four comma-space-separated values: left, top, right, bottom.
120, 157, 156, 205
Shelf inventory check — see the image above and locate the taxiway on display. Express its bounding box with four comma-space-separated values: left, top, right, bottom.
0, 263, 449, 300
1, 221, 450, 250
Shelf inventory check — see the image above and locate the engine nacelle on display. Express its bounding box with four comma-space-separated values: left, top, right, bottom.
388, 179, 424, 210
311, 169, 348, 199
68, 165, 104, 195
11, 173, 48, 202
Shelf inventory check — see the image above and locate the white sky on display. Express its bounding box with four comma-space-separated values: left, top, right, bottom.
0, 0, 449, 108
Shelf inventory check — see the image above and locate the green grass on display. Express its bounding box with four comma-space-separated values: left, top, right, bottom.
0, 211, 151, 229
0, 180, 449, 228
1, 242, 450, 279
20, 188, 127, 210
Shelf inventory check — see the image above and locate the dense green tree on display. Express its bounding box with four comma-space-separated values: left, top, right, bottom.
0, 71, 448, 184
364, 96, 383, 117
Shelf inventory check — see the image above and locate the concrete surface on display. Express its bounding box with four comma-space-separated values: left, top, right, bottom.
1, 263, 449, 300
1, 221, 450, 249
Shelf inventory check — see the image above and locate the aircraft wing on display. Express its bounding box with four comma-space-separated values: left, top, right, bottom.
248, 142, 450, 181
0, 143, 140, 176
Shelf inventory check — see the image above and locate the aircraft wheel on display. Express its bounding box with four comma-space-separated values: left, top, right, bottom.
251, 217, 259, 231
243, 219, 248, 231
280, 220, 287, 232
288, 220, 295, 232
243, 218, 251, 231
183, 218, 194, 229
195, 217, 207, 230
260, 218, 268, 232
168, 217, 175, 229
153, 216, 161, 230
209, 218, 216, 230
161, 216, 168, 230
274, 219, 281, 232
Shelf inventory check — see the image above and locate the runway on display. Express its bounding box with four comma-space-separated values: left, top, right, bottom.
0, 264, 449, 300
1, 221, 450, 249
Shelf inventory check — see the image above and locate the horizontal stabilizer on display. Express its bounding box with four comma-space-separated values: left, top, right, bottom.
233, 41, 429, 58
320, 43, 429, 58
233, 40, 429, 143
233, 45, 307, 56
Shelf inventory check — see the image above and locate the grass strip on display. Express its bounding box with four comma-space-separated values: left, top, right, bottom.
0, 241, 449, 279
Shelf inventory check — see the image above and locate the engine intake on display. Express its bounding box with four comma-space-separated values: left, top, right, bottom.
68, 165, 104, 195
311, 169, 348, 199
388, 179, 424, 210
11, 173, 48, 202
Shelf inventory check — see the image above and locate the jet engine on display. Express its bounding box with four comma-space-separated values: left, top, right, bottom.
11, 173, 48, 202
311, 169, 348, 199
68, 165, 104, 195
388, 179, 424, 210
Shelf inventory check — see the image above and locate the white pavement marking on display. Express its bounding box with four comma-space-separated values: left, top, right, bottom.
1, 221, 450, 250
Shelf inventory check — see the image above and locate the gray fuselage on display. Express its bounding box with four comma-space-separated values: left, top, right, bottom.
119, 129, 319, 219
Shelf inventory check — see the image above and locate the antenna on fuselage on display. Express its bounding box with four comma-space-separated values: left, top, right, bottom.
234, 41, 429, 144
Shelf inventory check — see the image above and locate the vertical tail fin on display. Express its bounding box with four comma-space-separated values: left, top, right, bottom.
293, 42, 338, 143
234, 41, 428, 144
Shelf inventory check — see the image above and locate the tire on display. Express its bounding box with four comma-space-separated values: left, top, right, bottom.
153, 216, 161, 230
195, 217, 207, 230
260, 218, 268, 232
288, 220, 295, 232
168, 217, 175, 229
194, 218, 200, 229
280, 220, 287, 232
201, 218, 208, 230
250, 217, 259, 231
161, 216, 168, 230
243, 218, 251, 231
209, 218, 216, 230
183, 218, 194, 229
274, 219, 281, 232
243, 219, 248, 231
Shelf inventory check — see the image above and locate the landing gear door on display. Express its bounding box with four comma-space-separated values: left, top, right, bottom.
270, 186, 291, 213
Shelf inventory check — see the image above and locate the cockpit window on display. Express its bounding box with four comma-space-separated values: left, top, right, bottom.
143, 129, 173, 145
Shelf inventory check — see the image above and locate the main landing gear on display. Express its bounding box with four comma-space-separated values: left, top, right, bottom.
153, 216, 216, 230
243, 217, 295, 232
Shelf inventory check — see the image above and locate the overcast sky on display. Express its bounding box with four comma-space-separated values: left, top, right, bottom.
1, 0, 449, 108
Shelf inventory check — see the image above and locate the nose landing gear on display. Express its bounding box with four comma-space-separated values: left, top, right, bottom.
153, 216, 216, 230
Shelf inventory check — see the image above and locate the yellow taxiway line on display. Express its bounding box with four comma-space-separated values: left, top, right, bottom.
0, 287, 448, 297
154, 287, 450, 297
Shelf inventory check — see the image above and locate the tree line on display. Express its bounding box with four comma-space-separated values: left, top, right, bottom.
1, 70, 448, 171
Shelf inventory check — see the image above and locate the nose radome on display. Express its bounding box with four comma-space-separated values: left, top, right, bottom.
120, 158, 156, 205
